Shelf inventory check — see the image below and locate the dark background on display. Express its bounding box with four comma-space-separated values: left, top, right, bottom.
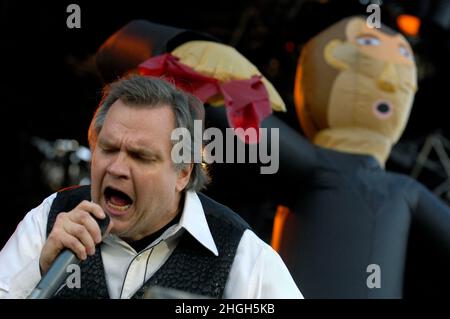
1, 0, 450, 247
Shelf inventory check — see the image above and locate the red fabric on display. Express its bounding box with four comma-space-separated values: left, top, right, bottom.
138, 53, 272, 144
220, 77, 272, 143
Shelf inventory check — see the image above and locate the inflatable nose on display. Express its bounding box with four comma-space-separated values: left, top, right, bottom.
377, 62, 399, 92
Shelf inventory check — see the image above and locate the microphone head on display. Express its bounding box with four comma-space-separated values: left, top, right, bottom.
93, 213, 110, 236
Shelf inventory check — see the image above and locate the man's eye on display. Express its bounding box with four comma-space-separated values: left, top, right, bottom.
356, 36, 381, 46
130, 152, 154, 162
399, 46, 412, 59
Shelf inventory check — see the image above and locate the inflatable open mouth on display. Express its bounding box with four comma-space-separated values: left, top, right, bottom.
373, 101, 393, 119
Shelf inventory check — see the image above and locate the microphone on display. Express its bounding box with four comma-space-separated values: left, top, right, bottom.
27, 214, 110, 299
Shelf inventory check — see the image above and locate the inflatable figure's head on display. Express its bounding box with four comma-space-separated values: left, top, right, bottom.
294, 16, 418, 165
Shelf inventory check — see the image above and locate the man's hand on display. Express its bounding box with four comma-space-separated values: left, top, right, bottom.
39, 200, 112, 275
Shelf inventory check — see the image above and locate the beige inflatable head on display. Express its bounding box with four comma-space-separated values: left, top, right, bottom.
294, 16, 417, 166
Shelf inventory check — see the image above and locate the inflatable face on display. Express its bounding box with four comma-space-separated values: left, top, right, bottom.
294, 16, 417, 165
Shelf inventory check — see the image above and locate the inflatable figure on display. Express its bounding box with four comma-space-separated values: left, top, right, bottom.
272, 16, 450, 298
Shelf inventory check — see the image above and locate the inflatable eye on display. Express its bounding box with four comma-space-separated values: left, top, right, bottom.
399, 46, 412, 59
356, 35, 381, 46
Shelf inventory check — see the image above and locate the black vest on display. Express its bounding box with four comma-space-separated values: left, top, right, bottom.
45, 186, 249, 299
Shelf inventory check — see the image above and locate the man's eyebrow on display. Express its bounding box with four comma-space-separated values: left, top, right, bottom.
97, 137, 161, 159
98, 137, 116, 147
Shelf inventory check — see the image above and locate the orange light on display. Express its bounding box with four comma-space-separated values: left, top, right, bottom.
271, 205, 290, 252
294, 59, 317, 140
397, 14, 421, 37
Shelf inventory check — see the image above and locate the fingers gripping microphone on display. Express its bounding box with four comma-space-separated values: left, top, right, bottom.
27, 214, 110, 299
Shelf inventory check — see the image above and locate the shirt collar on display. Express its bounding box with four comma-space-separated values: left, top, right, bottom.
176, 191, 219, 256
104, 191, 219, 256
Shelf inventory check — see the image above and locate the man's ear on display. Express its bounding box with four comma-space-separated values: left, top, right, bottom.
176, 163, 193, 192
324, 39, 351, 71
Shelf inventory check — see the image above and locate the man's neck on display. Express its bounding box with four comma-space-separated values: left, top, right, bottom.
126, 210, 182, 252
121, 192, 185, 243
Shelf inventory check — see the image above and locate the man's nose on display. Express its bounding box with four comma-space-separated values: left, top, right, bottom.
377, 63, 399, 92
106, 152, 130, 178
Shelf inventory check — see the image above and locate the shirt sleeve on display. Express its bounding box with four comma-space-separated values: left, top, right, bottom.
0, 193, 56, 298
224, 229, 304, 299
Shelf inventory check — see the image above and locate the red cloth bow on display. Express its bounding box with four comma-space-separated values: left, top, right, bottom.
138, 53, 272, 144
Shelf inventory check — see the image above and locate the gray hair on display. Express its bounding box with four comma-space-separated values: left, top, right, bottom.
88, 74, 209, 191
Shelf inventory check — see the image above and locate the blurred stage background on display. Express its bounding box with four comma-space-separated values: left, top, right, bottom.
1, 0, 450, 247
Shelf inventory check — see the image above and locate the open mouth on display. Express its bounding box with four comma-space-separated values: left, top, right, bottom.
104, 187, 133, 212
373, 101, 393, 119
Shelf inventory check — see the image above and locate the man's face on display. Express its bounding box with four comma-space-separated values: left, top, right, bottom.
325, 18, 418, 142
90, 100, 191, 241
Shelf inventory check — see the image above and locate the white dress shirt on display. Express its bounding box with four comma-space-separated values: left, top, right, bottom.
0, 191, 303, 299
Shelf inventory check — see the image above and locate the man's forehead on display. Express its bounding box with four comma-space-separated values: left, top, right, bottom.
98, 124, 169, 157
99, 102, 174, 147
105, 100, 176, 126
